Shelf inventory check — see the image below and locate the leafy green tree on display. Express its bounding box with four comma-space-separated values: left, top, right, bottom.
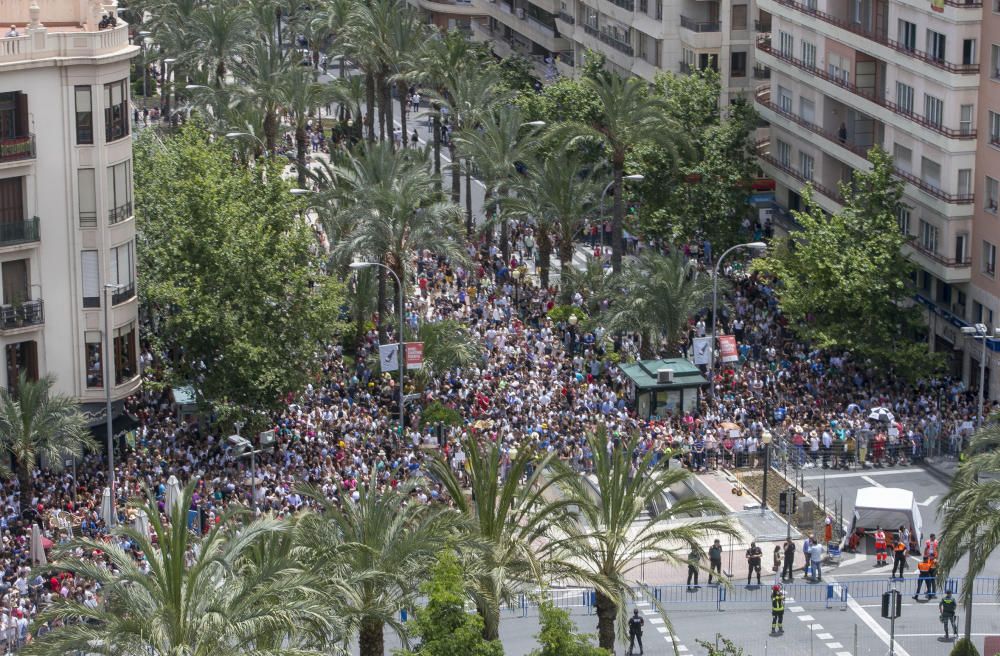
752, 146, 935, 377
23, 484, 333, 656
514, 77, 602, 126
134, 125, 343, 420
695, 636, 747, 656
530, 601, 608, 656
492, 54, 535, 92
603, 251, 716, 358
399, 550, 505, 656
554, 428, 737, 651
0, 374, 92, 509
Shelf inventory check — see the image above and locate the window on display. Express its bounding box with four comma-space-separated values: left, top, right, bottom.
730, 51, 747, 77
893, 143, 912, 173
110, 241, 135, 303
107, 160, 132, 224
988, 177, 999, 213
852, 0, 862, 22
698, 53, 718, 71
800, 97, 815, 124
956, 235, 968, 264
922, 157, 942, 190
984, 240, 997, 277
732, 4, 747, 29
74, 86, 92, 145
992, 44, 1000, 80
963, 39, 977, 65
801, 41, 816, 68
655, 0, 662, 19
897, 206, 911, 235
920, 219, 939, 253
799, 152, 814, 180
927, 30, 946, 62
898, 20, 916, 50
776, 140, 791, 166
958, 169, 972, 197
638, 0, 647, 13
924, 94, 944, 127
82, 250, 99, 308
104, 79, 129, 142
961, 104, 974, 135
85, 331, 102, 388
779, 31, 794, 58
991, 110, 1000, 143
777, 86, 792, 113
78, 169, 96, 227
896, 82, 914, 114
113, 322, 137, 385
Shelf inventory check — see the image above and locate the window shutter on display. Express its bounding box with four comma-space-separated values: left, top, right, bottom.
82, 251, 99, 298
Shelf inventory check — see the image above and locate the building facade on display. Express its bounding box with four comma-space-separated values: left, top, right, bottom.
0, 0, 140, 421
754, 0, 986, 389
408, 0, 483, 32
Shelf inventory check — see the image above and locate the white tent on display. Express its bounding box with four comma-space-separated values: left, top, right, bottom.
100, 487, 114, 526
30, 524, 46, 566
851, 487, 923, 542
165, 475, 183, 518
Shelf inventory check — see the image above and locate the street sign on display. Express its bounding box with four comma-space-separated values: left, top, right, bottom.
881, 590, 902, 619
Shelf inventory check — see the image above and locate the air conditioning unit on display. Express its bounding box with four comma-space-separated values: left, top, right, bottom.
657, 368, 675, 384
516, 7, 525, 17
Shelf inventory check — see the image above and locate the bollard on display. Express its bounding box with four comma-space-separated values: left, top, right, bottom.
400, 609, 408, 623
841, 585, 848, 611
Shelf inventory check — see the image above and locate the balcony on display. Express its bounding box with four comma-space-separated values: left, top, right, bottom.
605, 0, 635, 10
0, 134, 34, 164
753, 66, 771, 79
108, 201, 133, 225
756, 37, 976, 140
557, 10, 574, 23
0, 217, 39, 247
111, 283, 135, 306
764, 0, 978, 75
757, 151, 845, 205
903, 242, 972, 283
582, 24, 634, 55
680, 15, 721, 31
0, 24, 130, 66
0, 299, 43, 331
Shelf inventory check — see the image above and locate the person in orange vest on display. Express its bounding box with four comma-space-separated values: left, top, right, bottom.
927, 556, 938, 598
914, 556, 933, 600
891, 534, 908, 579
874, 526, 888, 566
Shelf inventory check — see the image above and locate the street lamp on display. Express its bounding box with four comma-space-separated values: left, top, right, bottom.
761, 430, 772, 516
350, 262, 405, 437
138, 31, 151, 108
599, 174, 644, 249
103, 282, 124, 526
708, 241, 766, 395
960, 323, 998, 427
228, 422, 259, 515
162, 57, 176, 119
289, 188, 315, 196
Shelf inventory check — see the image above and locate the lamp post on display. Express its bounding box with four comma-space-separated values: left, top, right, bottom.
138, 31, 150, 108
567, 313, 578, 355
103, 283, 124, 526
599, 174, 644, 249
228, 422, 257, 514
351, 261, 405, 437
761, 430, 772, 516
709, 241, 767, 396
960, 323, 997, 428
162, 58, 176, 120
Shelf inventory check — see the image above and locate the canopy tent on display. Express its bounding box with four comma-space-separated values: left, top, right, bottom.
850, 487, 923, 543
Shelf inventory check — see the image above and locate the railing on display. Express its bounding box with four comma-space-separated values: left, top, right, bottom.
753, 65, 770, 79
557, 10, 574, 23
755, 95, 977, 205
758, 151, 845, 204
944, 0, 981, 7
112, 283, 135, 306
754, 19, 771, 32
79, 211, 97, 228
756, 37, 976, 139
680, 15, 721, 31
108, 201, 133, 225
526, 15, 556, 37
582, 24, 634, 55
907, 240, 972, 268
766, 0, 978, 74
0, 217, 39, 246
0, 134, 34, 163
0, 299, 43, 330
605, 0, 635, 10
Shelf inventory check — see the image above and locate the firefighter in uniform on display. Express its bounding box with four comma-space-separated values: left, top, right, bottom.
874, 526, 888, 566
628, 608, 644, 655
771, 584, 785, 634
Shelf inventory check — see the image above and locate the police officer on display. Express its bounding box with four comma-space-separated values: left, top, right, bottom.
628, 608, 645, 655
771, 584, 785, 634
708, 539, 723, 584
939, 590, 958, 640
746, 541, 763, 586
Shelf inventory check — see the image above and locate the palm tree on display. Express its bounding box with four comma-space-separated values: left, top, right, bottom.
426, 434, 577, 641
413, 319, 483, 374
507, 146, 603, 290
23, 484, 333, 656
382, 7, 427, 149
554, 69, 687, 273
562, 255, 617, 318
936, 423, 1000, 643
297, 484, 455, 656
603, 250, 716, 358
230, 40, 291, 154
553, 428, 737, 651
186, 0, 250, 88
275, 66, 337, 188
454, 106, 542, 262
0, 374, 92, 511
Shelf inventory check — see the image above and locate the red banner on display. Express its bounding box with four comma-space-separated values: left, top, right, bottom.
405, 342, 424, 370
718, 335, 739, 363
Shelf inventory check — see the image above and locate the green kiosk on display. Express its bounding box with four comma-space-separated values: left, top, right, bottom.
619, 358, 709, 419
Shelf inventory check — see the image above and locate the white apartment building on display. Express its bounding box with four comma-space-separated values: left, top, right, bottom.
754, 0, 982, 380
0, 0, 140, 420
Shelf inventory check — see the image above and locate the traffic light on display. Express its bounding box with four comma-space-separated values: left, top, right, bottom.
779, 490, 797, 515
881, 590, 902, 619
779, 491, 788, 514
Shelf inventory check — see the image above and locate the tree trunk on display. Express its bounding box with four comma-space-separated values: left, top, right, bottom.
537, 229, 552, 290
15, 459, 31, 514
498, 193, 510, 265
263, 110, 277, 156
558, 234, 574, 301
365, 72, 376, 143
594, 590, 617, 652
397, 81, 408, 148
377, 267, 387, 342
640, 329, 655, 359
382, 74, 394, 146
358, 618, 384, 656
465, 159, 473, 235
295, 125, 308, 189
611, 157, 625, 274
432, 108, 441, 189
477, 600, 501, 642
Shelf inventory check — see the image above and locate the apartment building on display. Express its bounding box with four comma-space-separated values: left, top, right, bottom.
408, 0, 482, 32
754, 0, 983, 384
0, 1, 140, 421
469, 0, 571, 81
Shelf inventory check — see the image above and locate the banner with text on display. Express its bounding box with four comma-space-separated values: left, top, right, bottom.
379, 342, 424, 371
718, 335, 739, 363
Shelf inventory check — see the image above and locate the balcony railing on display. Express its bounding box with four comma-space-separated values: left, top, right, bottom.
680, 15, 721, 32
766, 0, 978, 74
112, 283, 135, 306
557, 10, 574, 23
583, 24, 634, 55
605, 0, 635, 10
0, 134, 34, 163
0, 217, 39, 246
108, 201, 133, 225
756, 37, 976, 140
755, 95, 977, 205
754, 19, 771, 32
753, 65, 771, 79
908, 240, 971, 268
0, 299, 43, 330
944, 0, 981, 7
758, 151, 845, 204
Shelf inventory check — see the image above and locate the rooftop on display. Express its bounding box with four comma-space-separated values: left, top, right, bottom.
0, 0, 133, 66
618, 358, 709, 390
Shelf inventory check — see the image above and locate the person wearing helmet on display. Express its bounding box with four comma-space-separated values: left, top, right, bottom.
628, 608, 645, 655
771, 584, 785, 634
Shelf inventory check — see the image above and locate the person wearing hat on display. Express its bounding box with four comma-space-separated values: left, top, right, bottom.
627, 608, 644, 655
745, 541, 763, 586
771, 583, 785, 634
939, 590, 958, 639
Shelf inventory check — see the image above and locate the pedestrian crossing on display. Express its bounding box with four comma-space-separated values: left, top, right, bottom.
785, 595, 854, 656
636, 600, 690, 653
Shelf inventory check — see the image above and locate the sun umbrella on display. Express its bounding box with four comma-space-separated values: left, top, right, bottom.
133, 509, 150, 539
30, 524, 46, 566
100, 487, 114, 526
165, 475, 183, 517
868, 407, 895, 423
